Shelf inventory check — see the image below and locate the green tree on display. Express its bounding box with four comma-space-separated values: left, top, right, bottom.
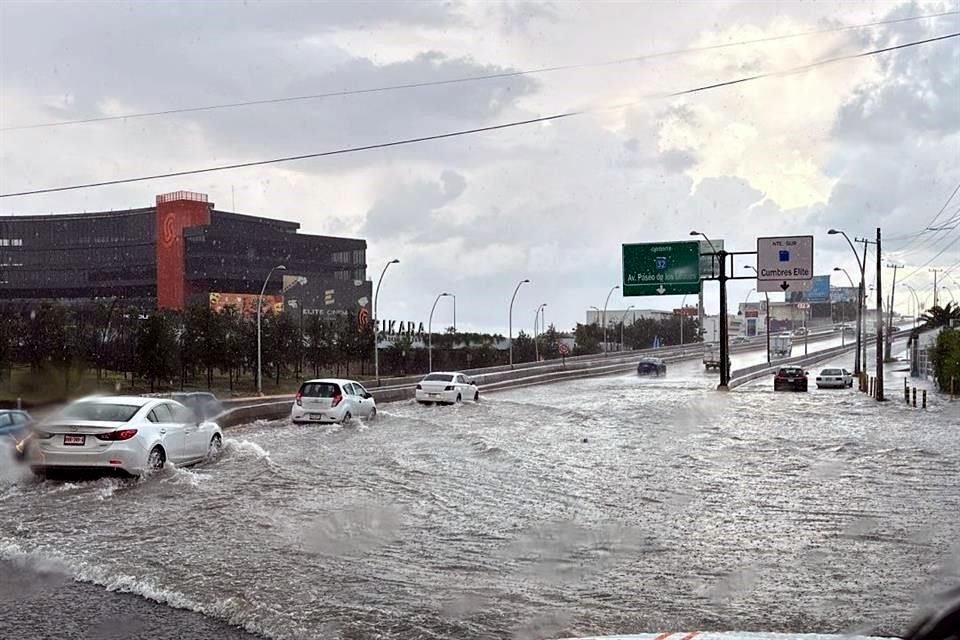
931, 328, 960, 392
512, 330, 535, 363
263, 312, 298, 386
573, 323, 602, 355
135, 313, 177, 392
540, 324, 562, 360
218, 307, 245, 391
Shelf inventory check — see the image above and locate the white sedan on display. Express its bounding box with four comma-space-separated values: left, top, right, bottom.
816, 368, 854, 389
291, 378, 377, 424
415, 372, 479, 405
25, 395, 223, 477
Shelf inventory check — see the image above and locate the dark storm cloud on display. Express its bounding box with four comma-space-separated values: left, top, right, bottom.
0, 1, 466, 125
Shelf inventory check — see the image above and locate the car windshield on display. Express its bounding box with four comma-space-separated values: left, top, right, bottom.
2, 1, 957, 637
59, 402, 141, 422
300, 382, 340, 398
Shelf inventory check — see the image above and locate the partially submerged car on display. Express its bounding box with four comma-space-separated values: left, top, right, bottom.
637, 358, 666, 376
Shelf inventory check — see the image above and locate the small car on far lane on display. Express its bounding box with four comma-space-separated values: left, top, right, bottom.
292, 379, 376, 424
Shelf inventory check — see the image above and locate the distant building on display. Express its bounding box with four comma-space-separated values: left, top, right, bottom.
585, 308, 674, 326
0, 191, 371, 318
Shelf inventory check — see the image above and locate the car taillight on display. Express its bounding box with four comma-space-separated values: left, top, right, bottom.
444, 385, 454, 391
295, 392, 303, 406
96, 429, 138, 441
34, 431, 55, 439
331, 394, 343, 407
416, 384, 422, 390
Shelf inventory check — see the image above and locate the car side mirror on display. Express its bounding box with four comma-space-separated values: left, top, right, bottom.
363, 392, 373, 399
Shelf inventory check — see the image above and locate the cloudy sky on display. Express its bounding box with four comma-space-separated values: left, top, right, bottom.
1, 0, 958, 333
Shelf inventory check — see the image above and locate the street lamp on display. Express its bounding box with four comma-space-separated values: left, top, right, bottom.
744, 265, 771, 363
833, 267, 857, 346
828, 229, 866, 375
428, 292, 452, 372
257, 264, 286, 395
589, 305, 600, 324
602, 285, 620, 355
902, 284, 921, 328
620, 305, 635, 351
691, 230, 718, 347
509, 279, 530, 368
373, 258, 400, 384
534, 303, 547, 361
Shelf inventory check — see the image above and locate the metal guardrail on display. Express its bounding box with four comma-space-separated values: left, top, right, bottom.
728, 329, 913, 390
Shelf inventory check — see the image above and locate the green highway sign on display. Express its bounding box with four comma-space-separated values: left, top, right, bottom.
622, 241, 701, 296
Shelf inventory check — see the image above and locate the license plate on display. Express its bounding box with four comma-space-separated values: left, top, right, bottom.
309, 414, 323, 420
63, 434, 85, 446
429, 393, 440, 397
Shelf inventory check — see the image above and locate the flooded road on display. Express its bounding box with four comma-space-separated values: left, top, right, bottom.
2, 342, 958, 639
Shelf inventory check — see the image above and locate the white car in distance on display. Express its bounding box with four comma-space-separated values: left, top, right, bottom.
26, 396, 223, 477
292, 379, 377, 424
416, 372, 479, 405
816, 368, 854, 389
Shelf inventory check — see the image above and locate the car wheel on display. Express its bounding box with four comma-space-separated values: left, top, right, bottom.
456, 393, 462, 403
369, 407, 377, 420
207, 434, 223, 460
474, 391, 480, 402
147, 446, 166, 473
342, 411, 352, 424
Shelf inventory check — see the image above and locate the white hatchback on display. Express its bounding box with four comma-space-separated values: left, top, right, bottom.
415, 372, 479, 405
25, 395, 223, 477
291, 379, 376, 424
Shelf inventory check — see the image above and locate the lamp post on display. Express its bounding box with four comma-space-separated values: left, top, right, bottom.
691, 231, 718, 346
828, 229, 867, 375
834, 267, 857, 346
257, 264, 286, 396
744, 266, 770, 363
509, 279, 530, 368
602, 285, 620, 355
903, 283, 921, 328
428, 292, 451, 372
373, 259, 400, 384
620, 305, 635, 351
534, 303, 547, 361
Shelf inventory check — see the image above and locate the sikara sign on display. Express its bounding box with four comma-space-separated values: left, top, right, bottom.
622, 241, 701, 296
756, 235, 813, 293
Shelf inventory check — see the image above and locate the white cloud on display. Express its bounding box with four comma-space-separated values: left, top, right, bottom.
1, 0, 958, 329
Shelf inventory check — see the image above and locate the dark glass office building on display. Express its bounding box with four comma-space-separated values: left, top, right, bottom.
0, 191, 371, 317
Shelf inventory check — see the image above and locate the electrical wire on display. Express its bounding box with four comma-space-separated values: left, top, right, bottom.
1, 9, 957, 132
1, 31, 957, 199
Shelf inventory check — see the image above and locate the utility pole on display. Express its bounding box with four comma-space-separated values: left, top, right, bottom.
717, 249, 730, 389
885, 263, 901, 361
875, 227, 884, 401
929, 268, 943, 308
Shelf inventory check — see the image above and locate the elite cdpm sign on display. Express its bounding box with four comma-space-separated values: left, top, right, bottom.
756, 235, 814, 292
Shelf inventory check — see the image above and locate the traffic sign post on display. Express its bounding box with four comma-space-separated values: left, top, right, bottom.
622, 242, 701, 297
756, 235, 814, 293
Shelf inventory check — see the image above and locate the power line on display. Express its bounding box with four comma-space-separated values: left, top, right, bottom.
1, 31, 957, 199
890, 180, 960, 253
1, 9, 957, 132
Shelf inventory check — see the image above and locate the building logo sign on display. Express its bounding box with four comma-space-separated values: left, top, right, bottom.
160, 212, 178, 248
